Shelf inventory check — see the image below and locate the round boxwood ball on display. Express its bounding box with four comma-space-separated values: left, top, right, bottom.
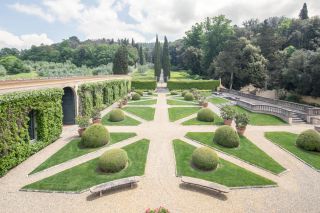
99, 148, 128, 173
136, 90, 144, 96
197, 108, 215, 122
132, 92, 141, 100
214, 125, 240, 148
109, 109, 125, 122
181, 90, 188, 97
184, 92, 194, 101
296, 129, 320, 152
192, 147, 219, 171
81, 124, 110, 148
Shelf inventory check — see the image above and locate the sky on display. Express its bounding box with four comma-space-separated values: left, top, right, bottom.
0, 0, 319, 49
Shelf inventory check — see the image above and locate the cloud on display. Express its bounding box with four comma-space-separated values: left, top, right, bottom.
9, 3, 54, 22
0, 30, 53, 49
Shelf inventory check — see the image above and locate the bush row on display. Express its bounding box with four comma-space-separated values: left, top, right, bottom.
131, 80, 157, 90
167, 80, 220, 91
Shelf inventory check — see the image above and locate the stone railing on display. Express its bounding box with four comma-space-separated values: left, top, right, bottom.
237, 100, 293, 124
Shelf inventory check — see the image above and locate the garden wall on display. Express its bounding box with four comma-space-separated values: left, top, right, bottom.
167, 80, 220, 91
0, 88, 63, 177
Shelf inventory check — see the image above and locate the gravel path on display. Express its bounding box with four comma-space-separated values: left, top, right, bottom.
0, 92, 320, 213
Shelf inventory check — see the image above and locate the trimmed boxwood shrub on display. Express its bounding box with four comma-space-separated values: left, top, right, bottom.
170, 91, 178, 95
192, 147, 219, 170
131, 80, 156, 90
197, 108, 215, 122
109, 109, 125, 122
167, 80, 220, 91
181, 90, 188, 97
99, 148, 128, 173
136, 90, 144, 96
131, 92, 141, 100
184, 92, 194, 101
214, 125, 240, 148
296, 129, 320, 152
81, 124, 110, 148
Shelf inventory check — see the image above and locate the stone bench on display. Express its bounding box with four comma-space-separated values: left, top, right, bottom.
181, 176, 230, 193
90, 176, 140, 196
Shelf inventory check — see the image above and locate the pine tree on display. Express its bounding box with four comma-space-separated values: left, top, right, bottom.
113, 45, 129, 74
139, 45, 145, 65
162, 36, 170, 81
154, 35, 161, 80
299, 3, 309, 20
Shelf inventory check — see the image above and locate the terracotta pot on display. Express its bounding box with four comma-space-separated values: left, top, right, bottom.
78, 128, 86, 137
92, 118, 101, 124
224, 119, 233, 126
237, 127, 246, 136
202, 102, 208, 108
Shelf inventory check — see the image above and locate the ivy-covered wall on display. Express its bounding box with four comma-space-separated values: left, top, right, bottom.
78, 79, 130, 116
0, 88, 63, 177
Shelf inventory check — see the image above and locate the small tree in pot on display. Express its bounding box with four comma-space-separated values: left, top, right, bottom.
76, 116, 90, 136
198, 96, 208, 107
220, 106, 235, 125
235, 112, 250, 135
92, 107, 102, 124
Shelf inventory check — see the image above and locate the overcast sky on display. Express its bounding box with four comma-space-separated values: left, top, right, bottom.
0, 0, 319, 49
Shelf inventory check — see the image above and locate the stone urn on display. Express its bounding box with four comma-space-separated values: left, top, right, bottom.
224, 119, 233, 126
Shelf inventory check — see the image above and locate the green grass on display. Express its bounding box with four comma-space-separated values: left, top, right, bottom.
186, 132, 285, 174
170, 70, 197, 80
127, 99, 157, 105
168, 107, 201, 122
167, 99, 198, 106
232, 106, 287, 126
182, 114, 224, 126
173, 139, 275, 187
0, 71, 38, 80
30, 133, 137, 174
102, 112, 141, 126
123, 107, 155, 121
209, 97, 229, 104
131, 69, 155, 80
265, 132, 320, 170
23, 139, 150, 192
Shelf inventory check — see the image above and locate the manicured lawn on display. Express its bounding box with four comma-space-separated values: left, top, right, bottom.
123, 107, 155, 121
182, 111, 223, 126
30, 133, 137, 174
127, 99, 157, 105
186, 132, 285, 174
168, 107, 201, 122
232, 106, 287, 126
170, 70, 197, 80
265, 132, 320, 170
0, 71, 38, 80
209, 97, 229, 104
173, 140, 275, 187
23, 139, 150, 192
102, 112, 141, 126
131, 69, 155, 80
167, 99, 198, 106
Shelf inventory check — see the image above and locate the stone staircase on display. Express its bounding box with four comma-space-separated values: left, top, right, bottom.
291, 112, 307, 124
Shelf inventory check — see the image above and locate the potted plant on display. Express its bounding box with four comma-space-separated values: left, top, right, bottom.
118, 101, 123, 108
198, 96, 208, 107
220, 106, 236, 125
92, 107, 102, 124
76, 116, 90, 136
122, 97, 128, 105
146, 207, 169, 213
235, 112, 250, 135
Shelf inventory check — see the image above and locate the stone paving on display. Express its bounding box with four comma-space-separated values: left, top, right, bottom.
0, 90, 320, 213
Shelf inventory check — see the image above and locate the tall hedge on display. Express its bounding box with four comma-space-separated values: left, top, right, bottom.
0, 88, 63, 177
167, 80, 220, 90
131, 80, 157, 90
78, 79, 130, 116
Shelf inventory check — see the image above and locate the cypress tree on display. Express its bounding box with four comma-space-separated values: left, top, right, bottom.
139, 46, 145, 65
154, 35, 161, 80
162, 36, 170, 81
299, 3, 309, 20
113, 45, 129, 74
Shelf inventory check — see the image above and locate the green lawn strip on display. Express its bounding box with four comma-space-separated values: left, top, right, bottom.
185, 132, 285, 174
167, 99, 198, 106
232, 106, 287, 126
30, 133, 137, 174
173, 139, 275, 187
102, 112, 141, 126
127, 99, 157, 105
123, 107, 155, 121
209, 97, 229, 104
182, 113, 224, 126
168, 107, 201, 122
23, 139, 150, 192
265, 132, 320, 170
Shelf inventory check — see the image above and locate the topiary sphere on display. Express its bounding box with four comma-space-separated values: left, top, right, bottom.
170, 91, 178, 95
192, 147, 219, 171
197, 108, 215, 122
99, 148, 128, 173
214, 125, 240, 148
136, 90, 144, 96
109, 109, 125, 122
296, 129, 320, 152
184, 92, 194, 101
81, 124, 110, 148
132, 92, 141, 100
181, 90, 188, 97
